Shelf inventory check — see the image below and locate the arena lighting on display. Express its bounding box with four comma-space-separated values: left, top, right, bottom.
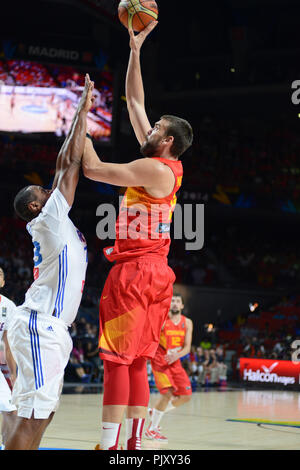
204, 323, 215, 332
249, 302, 259, 312
230, 67, 236, 73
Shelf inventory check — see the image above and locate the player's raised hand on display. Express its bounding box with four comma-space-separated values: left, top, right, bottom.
78, 73, 95, 113
129, 21, 158, 52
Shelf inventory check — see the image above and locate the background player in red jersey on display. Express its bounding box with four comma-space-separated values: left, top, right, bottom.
82, 22, 193, 451
146, 293, 193, 443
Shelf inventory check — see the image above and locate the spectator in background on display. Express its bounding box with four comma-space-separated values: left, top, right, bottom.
84, 339, 102, 383
181, 345, 198, 378
69, 322, 78, 339
242, 337, 255, 357
196, 346, 205, 363
216, 345, 228, 386
198, 349, 210, 385
82, 322, 97, 339
273, 340, 284, 359
206, 349, 220, 386
191, 346, 205, 386
200, 337, 212, 350
68, 339, 91, 383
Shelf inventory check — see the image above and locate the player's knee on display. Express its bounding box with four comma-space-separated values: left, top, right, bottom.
182, 394, 192, 404
19, 416, 45, 434
163, 388, 174, 399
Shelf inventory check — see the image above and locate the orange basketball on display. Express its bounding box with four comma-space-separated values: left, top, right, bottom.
118, 0, 158, 32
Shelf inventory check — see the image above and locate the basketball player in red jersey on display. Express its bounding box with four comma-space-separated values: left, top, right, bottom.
10, 89, 15, 115
146, 293, 193, 443
82, 21, 193, 451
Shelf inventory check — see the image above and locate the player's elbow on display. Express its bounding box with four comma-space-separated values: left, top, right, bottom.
82, 160, 104, 182
126, 97, 144, 117
126, 96, 137, 110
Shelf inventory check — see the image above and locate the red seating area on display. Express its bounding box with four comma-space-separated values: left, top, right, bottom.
0, 141, 58, 166
47, 64, 86, 87
6, 60, 57, 87
217, 294, 300, 359
0, 60, 8, 83
246, 307, 300, 332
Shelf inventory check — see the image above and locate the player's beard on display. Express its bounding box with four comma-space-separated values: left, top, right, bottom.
170, 309, 181, 315
140, 136, 161, 157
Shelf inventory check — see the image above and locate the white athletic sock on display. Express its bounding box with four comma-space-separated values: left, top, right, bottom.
165, 399, 176, 413
149, 409, 164, 431
100, 422, 121, 450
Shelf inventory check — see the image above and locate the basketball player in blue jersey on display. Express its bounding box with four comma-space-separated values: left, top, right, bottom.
4, 75, 94, 450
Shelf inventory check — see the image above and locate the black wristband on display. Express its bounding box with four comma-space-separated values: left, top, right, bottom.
86, 132, 92, 140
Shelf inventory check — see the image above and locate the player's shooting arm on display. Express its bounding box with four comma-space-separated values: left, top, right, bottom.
82, 136, 166, 188
2, 331, 17, 387
52, 74, 94, 206
126, 22, 158, 145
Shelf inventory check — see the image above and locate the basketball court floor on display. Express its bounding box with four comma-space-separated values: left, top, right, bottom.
0, 91, 108, 137
12, 387, 298, 451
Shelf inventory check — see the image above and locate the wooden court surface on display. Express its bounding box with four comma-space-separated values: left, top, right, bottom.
10, 388, 298, 451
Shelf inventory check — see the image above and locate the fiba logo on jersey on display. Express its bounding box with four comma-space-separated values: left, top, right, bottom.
95, 197, 204, 251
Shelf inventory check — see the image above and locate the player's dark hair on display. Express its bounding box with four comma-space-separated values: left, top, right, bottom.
161, 115, 193, 158
14, 186, 37, 222
172, 292, 184, 303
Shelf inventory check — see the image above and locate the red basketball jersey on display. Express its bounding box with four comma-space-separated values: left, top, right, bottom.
103, 157, 183, 262
159, 315, 187, 352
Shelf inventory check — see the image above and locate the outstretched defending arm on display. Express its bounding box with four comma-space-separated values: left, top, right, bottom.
52, 74, 95, 206
125, 21, 158, 145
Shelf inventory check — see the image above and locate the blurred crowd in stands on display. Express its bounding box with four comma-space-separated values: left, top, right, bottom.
0, 59, 113, 94
169, 224, 300, 290
1, 112, 299, 207
0, 60, 57, 87
185, 115, 300, 203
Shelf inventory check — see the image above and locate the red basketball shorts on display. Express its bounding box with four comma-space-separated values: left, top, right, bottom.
151, 347, 192, 396
99, 256, 176, 365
